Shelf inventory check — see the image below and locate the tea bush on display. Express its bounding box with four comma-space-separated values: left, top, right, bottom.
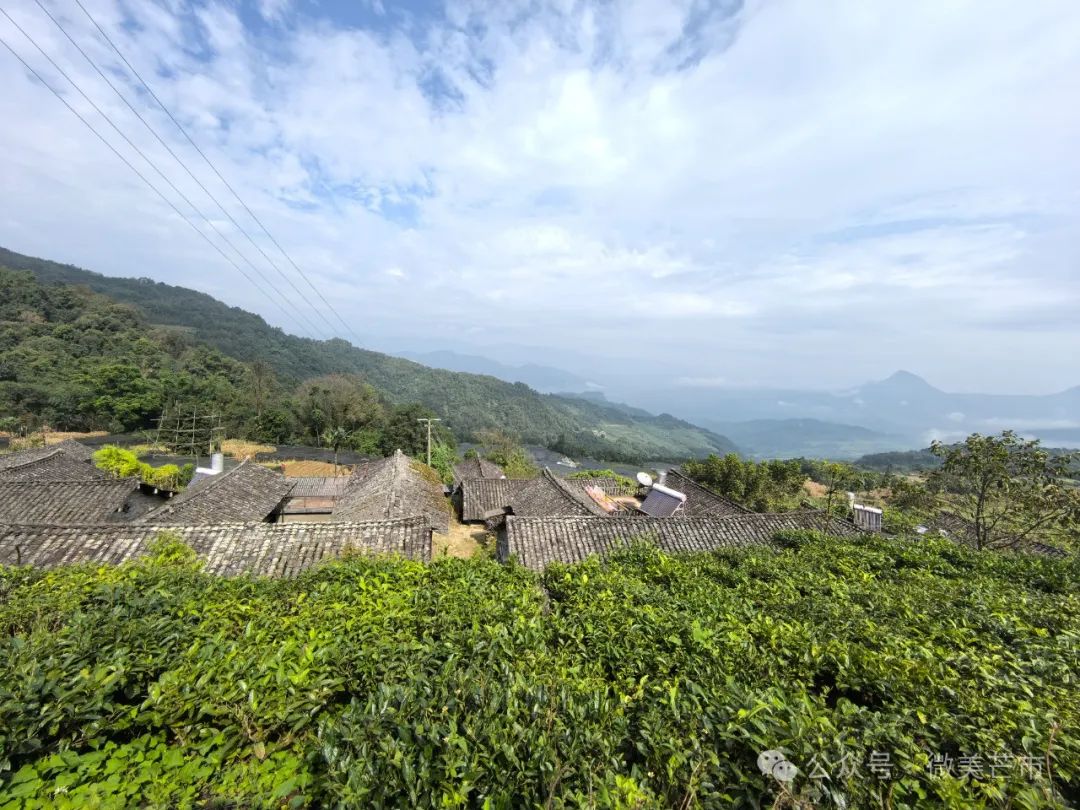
0, 535, 1077, 808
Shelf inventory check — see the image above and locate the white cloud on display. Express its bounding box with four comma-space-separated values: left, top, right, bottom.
257, 0, 290, 23
0, 0, 1078, 391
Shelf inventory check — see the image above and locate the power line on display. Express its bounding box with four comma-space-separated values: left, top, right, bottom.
0, 25, 298, 328
32, 0, 343, 339
72, 0, 365, 346
0, 5, 328, 340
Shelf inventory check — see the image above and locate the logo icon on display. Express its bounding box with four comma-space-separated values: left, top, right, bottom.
758, 749, 798, 782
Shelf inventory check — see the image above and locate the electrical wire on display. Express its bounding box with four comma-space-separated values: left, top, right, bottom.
72, 0, 366, 346
0, 25, 305, 333
33, 0, 343, 339
0, 5, 328, 339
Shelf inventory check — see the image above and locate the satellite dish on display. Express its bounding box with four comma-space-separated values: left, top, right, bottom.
636, 472, 654, 487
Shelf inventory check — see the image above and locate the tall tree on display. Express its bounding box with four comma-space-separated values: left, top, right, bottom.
321, 426, 350, 473
929, 431, 1080, 550
292, 375, 385, 443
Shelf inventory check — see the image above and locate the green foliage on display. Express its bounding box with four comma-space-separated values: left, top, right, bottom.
1, 536, 1077, 807
92, 444, 192, 490
428, 442, 458, 485
770, 528, 825, 549
477, 429, 539, 479
683, 453, 806, 510
1, 249, 739, 462
929, 431, 1080, 550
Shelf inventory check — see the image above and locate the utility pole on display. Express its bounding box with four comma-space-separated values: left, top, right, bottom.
416, 418, 441, 466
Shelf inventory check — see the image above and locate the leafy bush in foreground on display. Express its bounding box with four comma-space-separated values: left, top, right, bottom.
0, 536, 1077, 808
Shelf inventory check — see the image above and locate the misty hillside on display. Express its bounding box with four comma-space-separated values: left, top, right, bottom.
653, 369, 1080, 453
0, 247, 736, 462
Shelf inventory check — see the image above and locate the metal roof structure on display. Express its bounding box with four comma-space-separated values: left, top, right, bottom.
0, 517, 432, 574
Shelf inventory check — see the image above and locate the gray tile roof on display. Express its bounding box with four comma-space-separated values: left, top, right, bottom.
507, 469, 611, 517
0, 442, 104, 482
333, 450, 450, 532
286, 477, 350, 498
459, 478, 523, 522
663, 469, 751, 517
0, 479, 139, 524
565, 476, 637, 497
453, 457, 506, 483
140, 460, 294, 525
0, 517, 432, 574
501, 512, 860, 570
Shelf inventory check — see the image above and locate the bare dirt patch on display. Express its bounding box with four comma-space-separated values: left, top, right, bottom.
2, 430, 109, 451
222, 439, 276, 459
274, 459, 352, 477
433, 514, 493, 560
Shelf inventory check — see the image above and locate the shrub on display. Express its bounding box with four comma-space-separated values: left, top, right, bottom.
0, 536, 1077, 807
92, 444, 190, 491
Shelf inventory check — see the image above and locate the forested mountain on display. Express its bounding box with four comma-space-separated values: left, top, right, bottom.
0, 248, 736, 462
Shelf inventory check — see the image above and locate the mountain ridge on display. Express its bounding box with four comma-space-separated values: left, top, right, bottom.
0, 246, 737, 463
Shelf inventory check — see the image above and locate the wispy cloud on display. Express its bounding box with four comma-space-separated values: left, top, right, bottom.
0, 0, 1078, 392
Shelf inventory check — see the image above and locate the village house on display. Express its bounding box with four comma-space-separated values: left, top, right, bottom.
278, 476, 350, 522
139, 460, 295, 525
0, 478, 141, 524
0, 517, 431, 573
0, 439, 103, 482
499, 512, 861, 570
331, 449, 450, 533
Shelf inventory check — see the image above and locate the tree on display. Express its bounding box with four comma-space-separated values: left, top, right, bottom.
246, 359, 276, 418
428, 443, 458, 485
292, 375, 385, 443
682, 453, 805, 511
477, 429, 538, 479
929, 431, 1080, 550
380, 404, 454, 457
819, 461, 857, 522
321, 426, 350, 473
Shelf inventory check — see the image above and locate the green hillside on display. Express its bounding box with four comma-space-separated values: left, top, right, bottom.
0, 247, 736, 462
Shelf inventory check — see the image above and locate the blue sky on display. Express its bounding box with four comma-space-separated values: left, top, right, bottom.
1, 0, 1078, 395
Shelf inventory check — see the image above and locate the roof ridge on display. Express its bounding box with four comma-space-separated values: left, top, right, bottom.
543, 469, 609, 516
664, 468, 751, 513
386, 449, 409, 518
0, 446, 64, 468
0, 476, 137, 486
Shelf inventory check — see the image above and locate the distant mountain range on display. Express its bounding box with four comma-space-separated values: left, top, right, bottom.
633, 370, 1080, 457
404, 359, 1080, 459
7, 244, 1073, 462
0, 246, 737, 463
713, 419, 907, 460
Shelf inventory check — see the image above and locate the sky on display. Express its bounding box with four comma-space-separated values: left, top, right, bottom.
1, 0, 1078, 397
